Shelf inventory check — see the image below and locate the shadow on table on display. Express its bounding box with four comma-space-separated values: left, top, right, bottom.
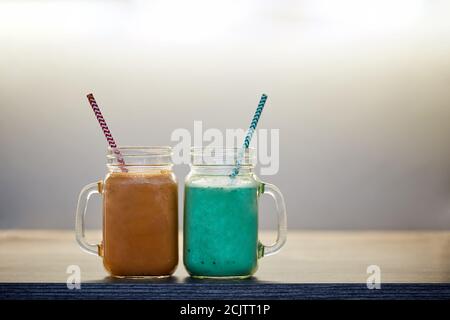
85, 276, 182, 284
84, 275, 269, 284
182, 276, 265, 284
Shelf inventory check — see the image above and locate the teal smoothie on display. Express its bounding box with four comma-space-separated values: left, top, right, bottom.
184, 178, 260, 278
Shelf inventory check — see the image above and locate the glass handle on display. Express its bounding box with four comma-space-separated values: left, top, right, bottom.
259, 182, 288, 258
75, 181, 102, 256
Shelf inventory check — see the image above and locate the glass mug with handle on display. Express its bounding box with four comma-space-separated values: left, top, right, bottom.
183, 147, 287, 279
75, 147, 178, 278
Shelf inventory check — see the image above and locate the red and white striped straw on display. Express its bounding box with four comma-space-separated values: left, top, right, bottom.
86, 93, 127, 172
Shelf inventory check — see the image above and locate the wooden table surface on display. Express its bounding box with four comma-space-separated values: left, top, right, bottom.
1, 230, 450, 299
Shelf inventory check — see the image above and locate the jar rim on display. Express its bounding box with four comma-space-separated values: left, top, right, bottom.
106, 146, 173, 168
190, 146, 256, 166
107, 146, 172, 158
190, 146, 255, 151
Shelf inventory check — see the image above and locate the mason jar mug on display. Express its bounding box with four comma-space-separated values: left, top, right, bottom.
183, 147, 287, 279
75, 147, 178, 278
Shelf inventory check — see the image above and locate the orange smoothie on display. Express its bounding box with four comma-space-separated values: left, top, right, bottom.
101, 171, 178, 277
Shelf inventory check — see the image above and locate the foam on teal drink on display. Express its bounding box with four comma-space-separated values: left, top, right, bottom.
184, 177, 260, 278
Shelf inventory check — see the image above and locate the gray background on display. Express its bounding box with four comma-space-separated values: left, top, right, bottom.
1, 0, 450, 229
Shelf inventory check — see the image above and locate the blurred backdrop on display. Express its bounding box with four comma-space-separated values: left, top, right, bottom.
1, 0, 450, 229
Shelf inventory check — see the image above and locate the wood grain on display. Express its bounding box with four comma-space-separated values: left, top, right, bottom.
1, 230, 449, 283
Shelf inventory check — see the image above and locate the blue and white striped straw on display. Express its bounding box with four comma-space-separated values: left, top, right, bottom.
230, 94, 268, 177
